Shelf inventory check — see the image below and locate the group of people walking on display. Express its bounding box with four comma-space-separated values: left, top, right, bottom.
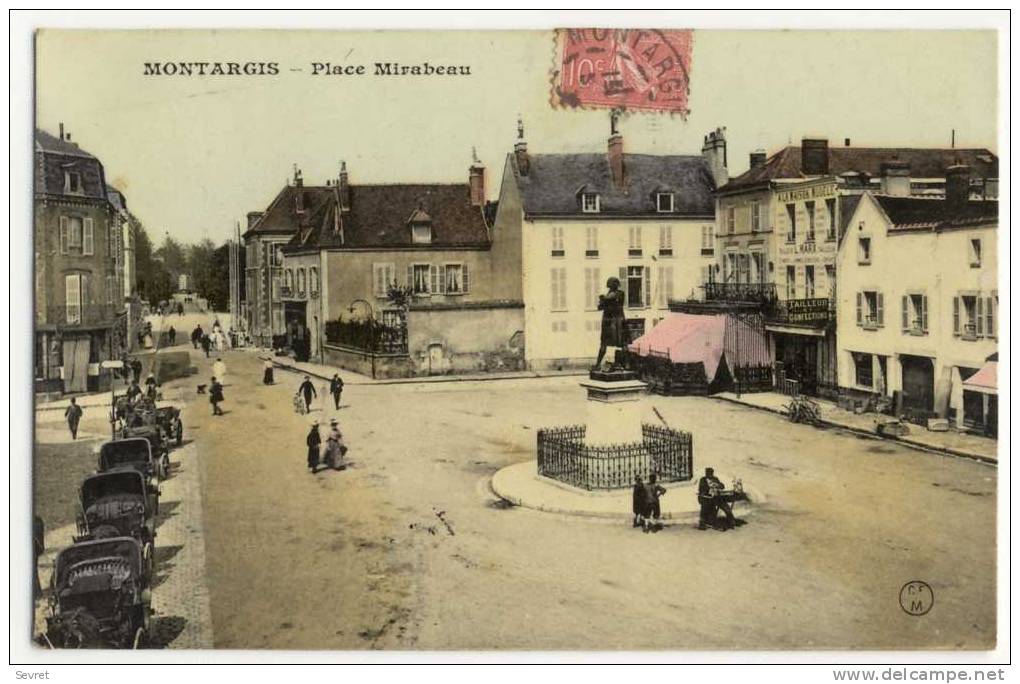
305, 418, 347, 473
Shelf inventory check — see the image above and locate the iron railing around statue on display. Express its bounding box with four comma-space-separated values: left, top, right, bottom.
537, 424, 693, 490
324, 317, 408, 355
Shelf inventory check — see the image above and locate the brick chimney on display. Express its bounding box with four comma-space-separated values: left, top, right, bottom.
880, 160, 911, 197
338, 160, 351, 212
514, 117, 529, 177
801, 138, 829, 175
469, 149, 485, 208
749, 149, 767, 169
701, 127, 728, 188
945, 164, 971, 212
246, 211, 264, 230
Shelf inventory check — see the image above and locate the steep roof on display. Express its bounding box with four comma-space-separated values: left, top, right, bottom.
721, 145, 998, 193
246, 185, 337, 236
283, 183, 490, 251
873, 195, 998, 231
513, 153, 716, 217
35, 128, 97, 159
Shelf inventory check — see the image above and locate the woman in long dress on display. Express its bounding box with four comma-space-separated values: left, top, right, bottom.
324, 419, 347, 470
263, 359, 274, 385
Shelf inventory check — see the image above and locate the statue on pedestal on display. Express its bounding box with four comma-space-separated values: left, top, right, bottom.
595, 276, 629, 370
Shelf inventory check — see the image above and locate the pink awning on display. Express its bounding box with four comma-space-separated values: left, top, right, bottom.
963, 361, 997, 394
629, 313, 727, 381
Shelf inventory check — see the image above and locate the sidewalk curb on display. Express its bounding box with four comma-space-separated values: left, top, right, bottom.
264, 356, 586, 386
712, 395, 997, 467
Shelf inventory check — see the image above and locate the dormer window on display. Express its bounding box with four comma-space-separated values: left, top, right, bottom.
581, 193, 600, 213
656, 192, 674, 213
412, 224, 432, 244
63, 170, 82, 194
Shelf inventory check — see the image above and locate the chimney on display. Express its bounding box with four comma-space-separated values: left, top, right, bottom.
59, 123, 64, 140
701, 127, 729, 188
246, 211, 264, 230
293, 164, 303, 188
879, 160, 911, 197
338, 160, 351, 212
514, 116, 529, 177
749, 149, 767, 169
945, 164, 971, 212
801, 138, 829, 175
844, 138, 851, 147
469, 148, 485, 208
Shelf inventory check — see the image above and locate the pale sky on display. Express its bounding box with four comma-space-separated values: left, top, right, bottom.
35, 29, 997, 245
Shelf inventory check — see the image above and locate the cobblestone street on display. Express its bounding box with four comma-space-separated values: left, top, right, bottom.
33, 312, 997, 651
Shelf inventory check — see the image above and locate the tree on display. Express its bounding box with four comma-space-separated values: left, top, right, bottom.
129, 213, 174, 304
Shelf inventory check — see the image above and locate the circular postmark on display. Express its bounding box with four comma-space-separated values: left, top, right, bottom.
899, 581, 934, 616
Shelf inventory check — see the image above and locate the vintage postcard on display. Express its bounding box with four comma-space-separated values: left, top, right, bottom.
21, 21, 1004, 661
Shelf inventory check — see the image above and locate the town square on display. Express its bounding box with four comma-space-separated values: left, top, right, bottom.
22, 25, 1001, 657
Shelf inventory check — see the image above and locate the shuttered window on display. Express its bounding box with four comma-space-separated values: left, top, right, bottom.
550, 267, 567, 311
373, 263, 395, 297
65, 274, 81, 323
657, 266, 674, 308
82, 218, 94, 255
986, 295, 996, 338
584, 267, 600, 311
59, 216, 69, 254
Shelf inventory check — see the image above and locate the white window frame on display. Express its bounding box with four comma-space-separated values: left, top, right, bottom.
581, 193, 600, 213
657, 266, 674, 308
410, 263, 433, 296
63, 170, 83, 195
372, 262, 395, 298
785, 203, 796, 242
443, 262, 467, 295
551, 226, 565, 257
750, 201, 761, 232
727, 207, 736, 234
550, 267, 567, 312
585, 226, 599, 257
804, 265, 815, 298
296, 268, 306, 296
825, 198, 837, 240
309, 267, 319, 297
583, 266, 601, 311
656, 193, 674, 213
805, 201, 816, 242
628, 226, 643, 257
65, 274, 82, 324
658, 225, 673, 257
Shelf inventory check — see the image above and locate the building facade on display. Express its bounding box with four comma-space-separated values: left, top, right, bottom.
711, 138, 999, 397
493, 122, 724, 370
835, 169, 997, 432
35, 127, 129, 394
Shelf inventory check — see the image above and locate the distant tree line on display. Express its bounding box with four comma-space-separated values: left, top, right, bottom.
130, 213, 243, 311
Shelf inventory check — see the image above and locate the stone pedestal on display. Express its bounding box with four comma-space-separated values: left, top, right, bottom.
580, 373, 648, 447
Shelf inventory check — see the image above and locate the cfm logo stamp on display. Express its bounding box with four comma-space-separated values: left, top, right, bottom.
899, 581, 935, 616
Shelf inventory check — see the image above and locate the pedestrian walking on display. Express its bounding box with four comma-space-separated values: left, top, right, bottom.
209, 376, 225, 416
263, 359, 275, 385
201, 334, 212, 358
329, 373, 344, 410
324, 419, 347, 470
168, 325, 177, 346
296, 375, 317, 413
146, 383, 159, 402
191, 324, 204, 349
64, 397, 83, 440
306, 419, 322, 473
212, 358, 227, 384
130, 358, 143, 385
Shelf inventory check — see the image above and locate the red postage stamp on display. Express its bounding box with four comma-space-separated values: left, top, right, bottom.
551, 28, 693, 115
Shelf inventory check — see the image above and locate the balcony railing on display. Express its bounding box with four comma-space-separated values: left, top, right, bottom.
41, 304, 124, 326
702, 282, 777, 305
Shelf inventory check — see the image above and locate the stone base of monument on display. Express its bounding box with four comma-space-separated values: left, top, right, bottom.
490, 461, 763, 522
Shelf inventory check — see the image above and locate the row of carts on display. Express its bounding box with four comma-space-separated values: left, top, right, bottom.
40, 395, 184, 649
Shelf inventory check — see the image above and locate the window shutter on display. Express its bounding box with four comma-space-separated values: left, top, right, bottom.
550, 269, 558, 310
976, 297, 984, 335
876, 292, 884, 326
986, 296, 994, 337
901, 295, 908, 330
438, 266, 446, 295
922, 295, 929, 332
619, 267, 628, 307
83, 218, 94, 255
952, 296, 960, 334
855, 292, 862, 326
406, 264, 414, 288
429, 264, 438, 294
462, 263, 469, 294
59, 216, 69, 254
643, 267, 651, 308
373, 264, 382, 296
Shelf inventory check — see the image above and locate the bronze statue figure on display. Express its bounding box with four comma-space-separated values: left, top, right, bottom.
595, 276, 628, 369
